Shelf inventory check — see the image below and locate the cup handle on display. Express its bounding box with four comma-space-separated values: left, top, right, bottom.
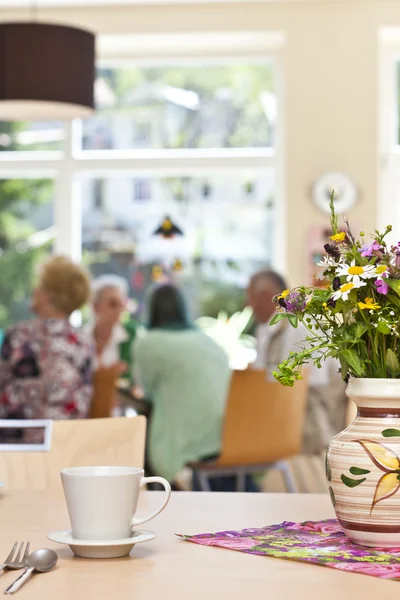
131, 476, 171, 527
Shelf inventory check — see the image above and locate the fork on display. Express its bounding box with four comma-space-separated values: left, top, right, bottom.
0, 544, 30, 576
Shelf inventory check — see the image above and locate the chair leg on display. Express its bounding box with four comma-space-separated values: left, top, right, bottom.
236, 471, 246, 492
277, 461, 297, 493
196, 471, 212, 492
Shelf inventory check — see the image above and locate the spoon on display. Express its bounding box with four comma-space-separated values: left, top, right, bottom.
4, 549, 58, 595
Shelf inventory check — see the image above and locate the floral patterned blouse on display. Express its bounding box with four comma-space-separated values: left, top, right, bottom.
0, 319, 93, 429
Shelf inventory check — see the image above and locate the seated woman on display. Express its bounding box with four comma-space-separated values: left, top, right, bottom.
135, 284, 231, 485
0, 256, 92, 438
90, 275, 137, 387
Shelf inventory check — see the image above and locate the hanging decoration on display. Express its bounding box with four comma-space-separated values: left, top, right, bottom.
0, 11, 95, 121
151, 265, 164, 282
153, 216, 184, 239
172, 258, 184, 272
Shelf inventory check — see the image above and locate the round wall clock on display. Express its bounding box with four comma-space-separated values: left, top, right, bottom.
312, 172, 358, 214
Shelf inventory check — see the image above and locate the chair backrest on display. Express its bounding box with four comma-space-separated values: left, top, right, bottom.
217, 370, 308, 467
89, 366, 119, 418
0, 416, 146, 491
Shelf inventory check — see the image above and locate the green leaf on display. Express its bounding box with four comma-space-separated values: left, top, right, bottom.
340, 474, 367, 488
377, 321, 391, 335
287, 313, 299, 328
325, 455, 332, 482
387, 292, 400, 307
349, 466, 370, 475
328, 486, 336, 507
387, 279, 400, 297
338, 356, 349, 382
269, 313, 288, 326
341, 349, 364, 377
382, 428, 400, 438
386, 348, 400, 377
354, 323, 368, 338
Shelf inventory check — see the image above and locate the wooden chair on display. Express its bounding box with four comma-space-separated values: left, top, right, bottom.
191, 370, 308, 492
0, 416, 146, 491
89, 365, 120, 418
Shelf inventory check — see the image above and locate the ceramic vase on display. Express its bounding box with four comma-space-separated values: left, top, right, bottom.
327, 378, 400, 547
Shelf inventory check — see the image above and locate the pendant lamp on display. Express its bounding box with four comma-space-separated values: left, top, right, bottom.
0, 19, 95, 121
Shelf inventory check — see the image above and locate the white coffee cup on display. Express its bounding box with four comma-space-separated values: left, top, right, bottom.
61, 466, 171, 541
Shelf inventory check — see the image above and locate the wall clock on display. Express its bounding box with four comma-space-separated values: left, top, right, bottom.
312, 172, 358, 214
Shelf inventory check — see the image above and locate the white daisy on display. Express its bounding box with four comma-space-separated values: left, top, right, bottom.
336, 259, 375, 284
317, 255, 344, 268
331, 280, 366, 302
316, 270, 327, 281
317, 256, 336, 268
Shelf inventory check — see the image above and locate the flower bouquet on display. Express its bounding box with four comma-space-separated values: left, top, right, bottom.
271, 194, 400, 547
271, 194, 400, 385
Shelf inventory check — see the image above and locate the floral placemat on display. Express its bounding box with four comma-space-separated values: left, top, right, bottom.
178, 519, 400, 580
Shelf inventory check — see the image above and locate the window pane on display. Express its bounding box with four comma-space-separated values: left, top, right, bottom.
82, 63, 276, 150
0, 179, 54, 328
0, 122, 64, 152
81, 172, 275, 317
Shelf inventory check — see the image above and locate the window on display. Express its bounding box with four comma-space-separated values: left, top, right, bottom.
0, 44, 281, 323
0, 178, 54, 327
81, 171, 275, 316
81, 63, 276, 151
134, 178, 151, 202
0, 122, 64, 152
379, 38, 400, 236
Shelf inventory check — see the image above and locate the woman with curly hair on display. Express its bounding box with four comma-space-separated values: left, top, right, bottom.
0, 256, 93, 433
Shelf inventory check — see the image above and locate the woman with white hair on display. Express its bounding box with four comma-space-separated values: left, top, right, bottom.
91, 275, 137, 386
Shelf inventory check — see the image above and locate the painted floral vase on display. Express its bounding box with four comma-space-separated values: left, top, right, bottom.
327, 378, 400, 547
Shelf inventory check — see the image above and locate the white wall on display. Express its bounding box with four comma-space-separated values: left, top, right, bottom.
2, 0, 400, 285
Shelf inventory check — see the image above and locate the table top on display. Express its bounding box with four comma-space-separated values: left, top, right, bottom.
0, 490, 396, 598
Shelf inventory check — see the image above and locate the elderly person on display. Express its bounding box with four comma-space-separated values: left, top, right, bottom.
135, 284, 231, 486
90, 275, 137, 387
0, 256, 93, 429
247, 269, 347, 454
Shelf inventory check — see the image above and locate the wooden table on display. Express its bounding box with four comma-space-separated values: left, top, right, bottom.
0, 491, 396, 598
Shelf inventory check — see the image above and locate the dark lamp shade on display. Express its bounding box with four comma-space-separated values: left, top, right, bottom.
0, 22, 95, 121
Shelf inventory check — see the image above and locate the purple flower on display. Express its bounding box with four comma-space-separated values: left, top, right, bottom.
375, 278, 389, 295
284, 291, 307, 313
361, 240, 381, 257
396, 251, 400, 270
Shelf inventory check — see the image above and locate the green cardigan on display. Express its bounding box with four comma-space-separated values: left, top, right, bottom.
135, 328, 231, 481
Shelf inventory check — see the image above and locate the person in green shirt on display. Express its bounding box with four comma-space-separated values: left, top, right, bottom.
135, 284, 231, 484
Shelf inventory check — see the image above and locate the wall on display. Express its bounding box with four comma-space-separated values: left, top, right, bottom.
2, 0, 400, 285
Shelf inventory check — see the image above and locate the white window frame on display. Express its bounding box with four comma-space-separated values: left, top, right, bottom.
379, 31, 400, 238
0, 34, 285, 273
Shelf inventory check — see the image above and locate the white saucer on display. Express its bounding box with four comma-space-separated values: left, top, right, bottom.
47, 529, 156, 559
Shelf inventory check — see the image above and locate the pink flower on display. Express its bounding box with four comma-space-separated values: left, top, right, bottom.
286, 523, 305, 531
361, 241, 381, 257
329, 562, 400, 579
375, 277, 389, 295
194, 537, 257, 550
298, 521, 342, 534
